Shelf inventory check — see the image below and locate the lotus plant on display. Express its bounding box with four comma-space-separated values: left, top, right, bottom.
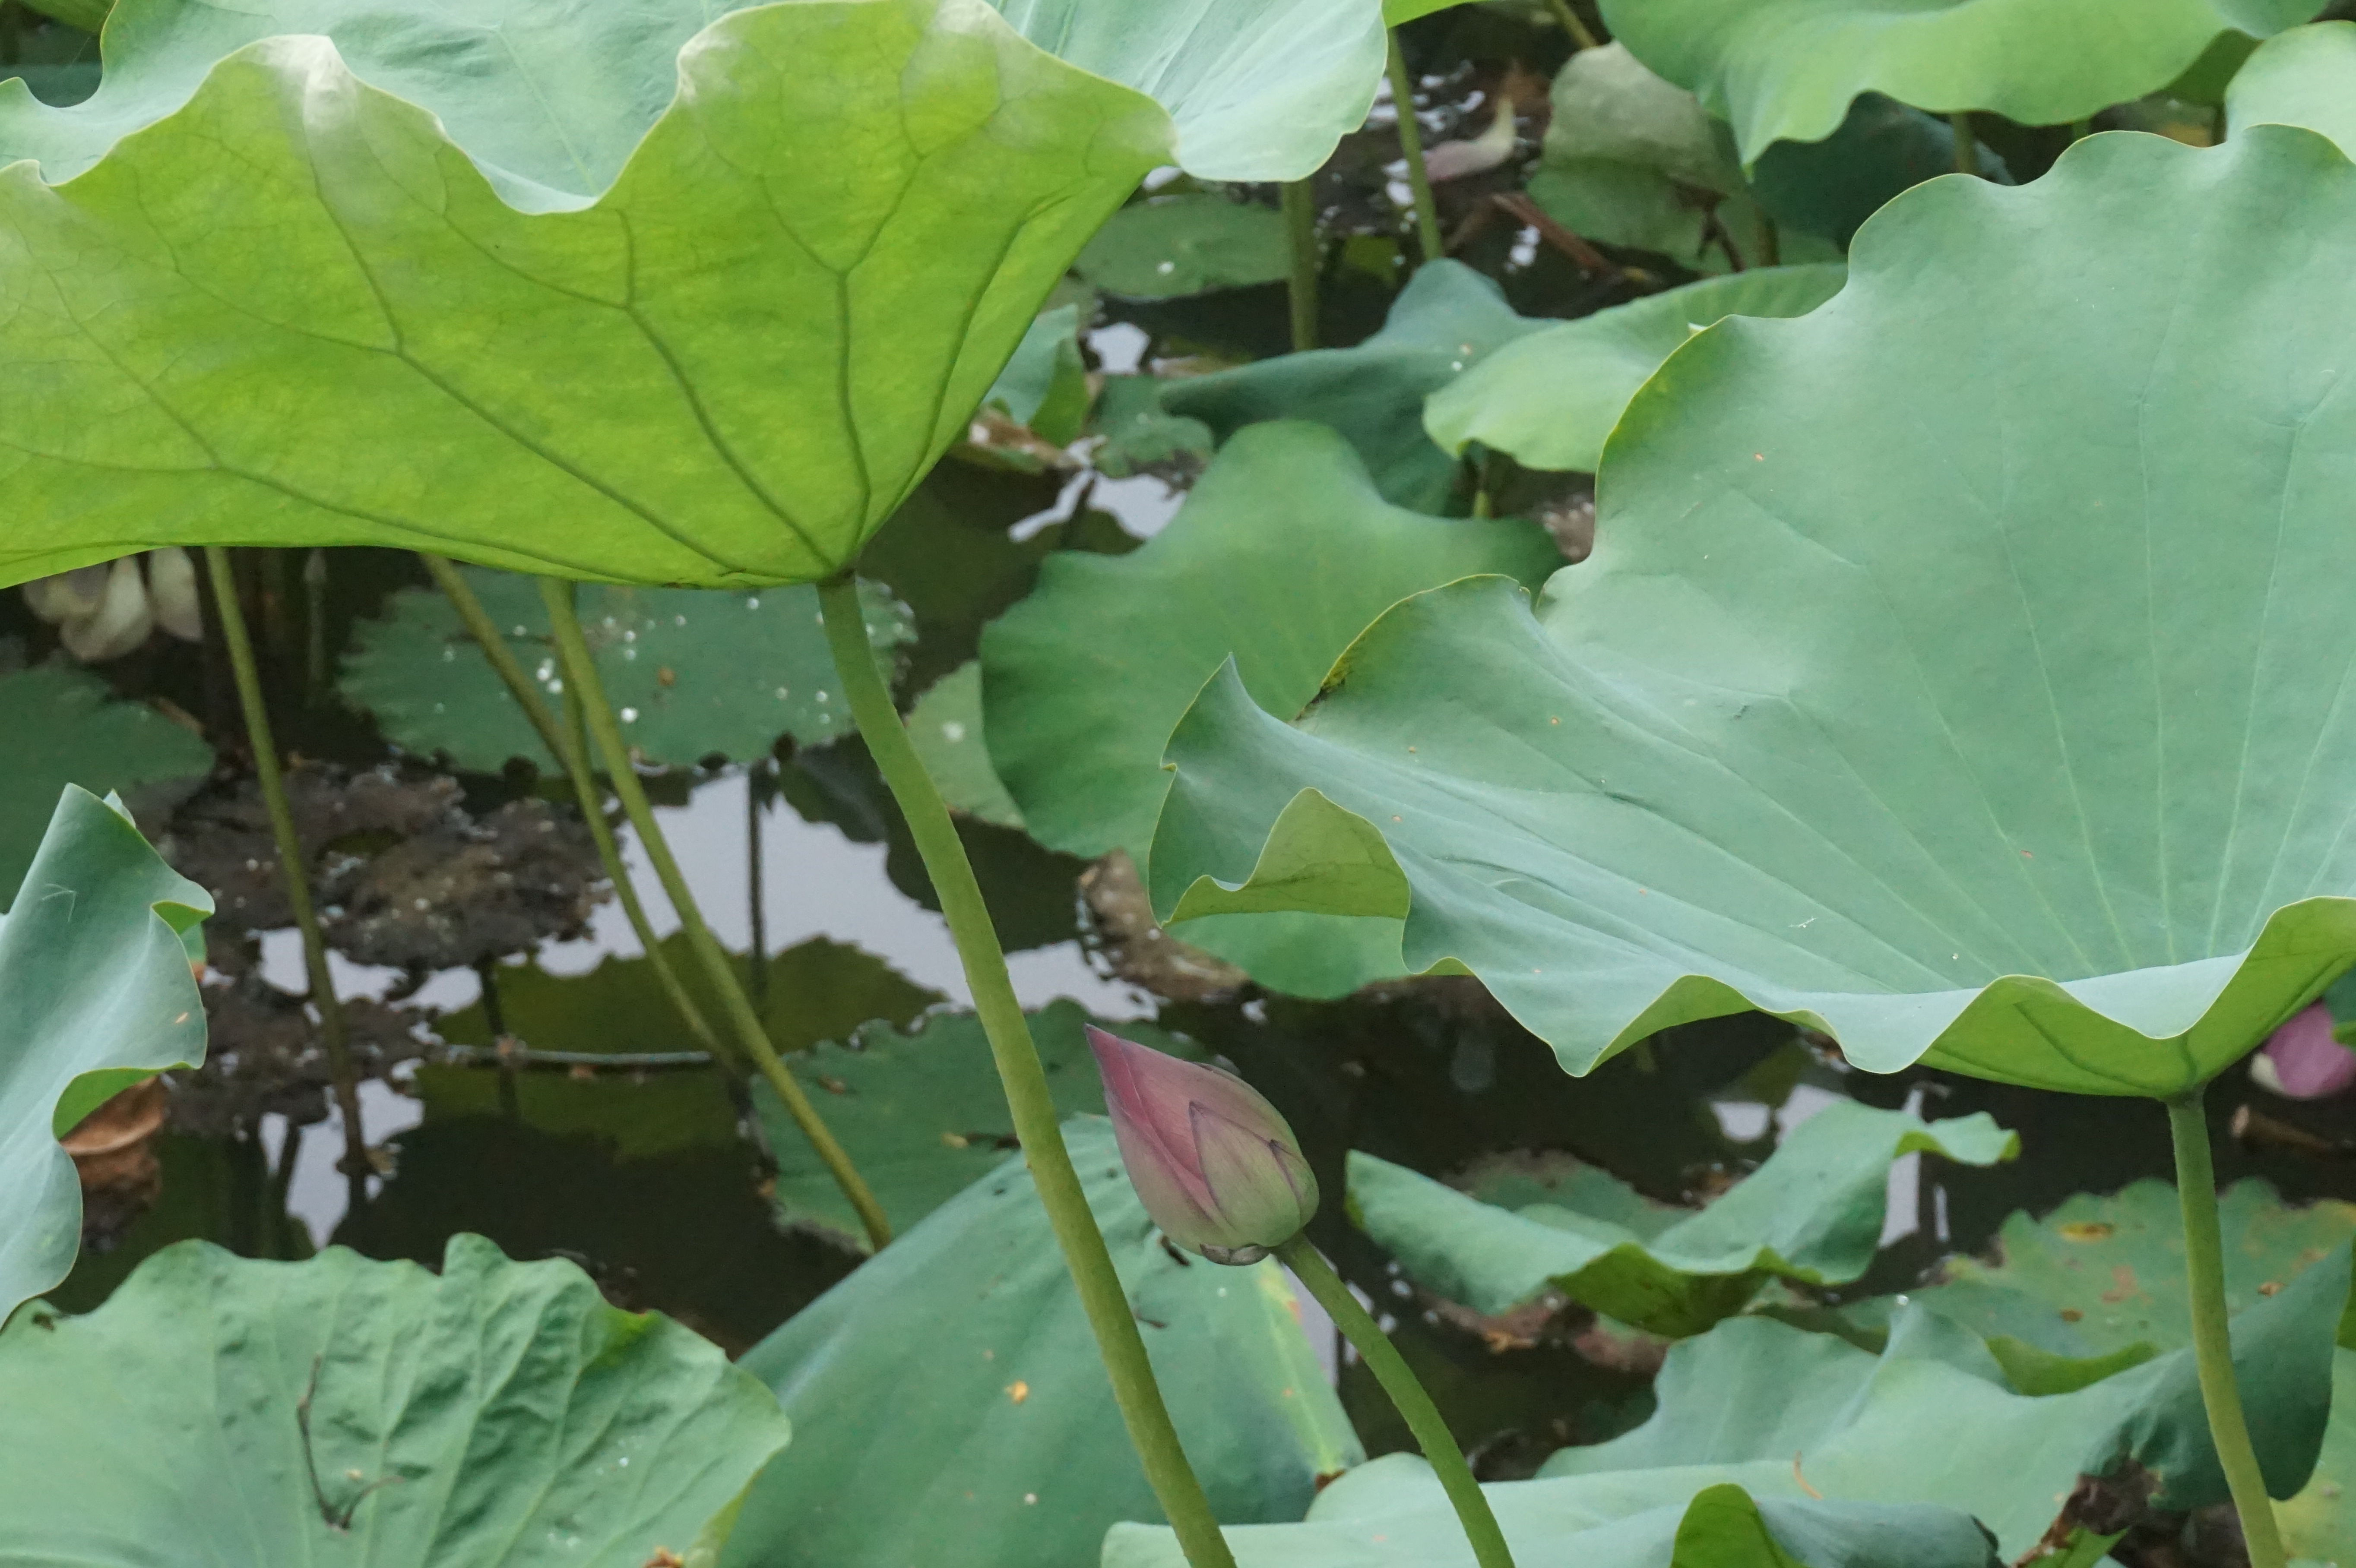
1088, 1025, 1519, 1568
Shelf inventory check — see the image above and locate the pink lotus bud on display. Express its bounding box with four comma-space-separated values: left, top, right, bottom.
2253, 1003, 2356, 1100
1086, 1025, 1318, 1264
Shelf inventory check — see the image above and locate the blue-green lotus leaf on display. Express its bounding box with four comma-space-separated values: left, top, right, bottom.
2228, 20, 2356, 158
0, 0, 1384, 591
1151, 129, 2356, 1097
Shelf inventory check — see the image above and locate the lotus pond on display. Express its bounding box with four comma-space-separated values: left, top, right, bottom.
13, 2, 2356, 1566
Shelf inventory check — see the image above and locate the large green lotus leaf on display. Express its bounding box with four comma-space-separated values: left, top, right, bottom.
755, 1000, 1196, 1247
1350, 1099, 2017, 1336
2227, 21, 2356, 158
422, 934, 941, 1160
0, 661, 212, 904
725, 1116, 1362, 1568
906, 661, 1027, 828
1115, 1257, 2348, 1565
981, 422, 1560, 996
1601, 0, 2318, 164
1161, 262, 1549, 512
2282, 1349, 2356, 1561
1423, 265, 1846, 473
1151, 130, 2356, 1097
1743, 92, 2009, 247
342, 567, 910, 772
1107, 1470, 1997, 1568
0, 1235, 791, 1564
1075, 193, 1292, 299
0, 0, 1385, 592
2, 786, 209, 1322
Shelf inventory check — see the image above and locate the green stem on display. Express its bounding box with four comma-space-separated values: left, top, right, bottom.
415, 554, 725, 1065
1282, 179, 1320, 354
2166, 1088, 2288, 1568
1277, 1238, 1518, 1568
1541, 0, 1599, 49
1754, 209, 1780, 269
1385, 32, 1445, 268
1950, 111, 1979, 177
815, 573, 1235, 1568
2069, 118, 2092, 144
203, 546, 368, 1216
538, 576, 893, 1252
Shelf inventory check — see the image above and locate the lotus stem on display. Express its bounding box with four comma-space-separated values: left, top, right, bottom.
418, 555, 728, 1056
747, 759, 769, 1005
814, 572, 1237, 1568
1386, 32, 1445, 269
1283, 179, 1320, 353
202, 546, 369, 1216
302, 548, 329, 705
538, 575, 892, 1251
1950, 112, 1979, 177
1754, 209, 1780, 268
1276, 1237, 1518, 1568
2166, 1087, 2289, 1568
1545, 0, 1599, 50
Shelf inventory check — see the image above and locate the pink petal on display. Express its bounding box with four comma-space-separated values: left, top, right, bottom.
2262, 1004, 2356, 1100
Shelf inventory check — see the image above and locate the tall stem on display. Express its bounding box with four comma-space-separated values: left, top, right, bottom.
1385, 32, 1445, 269
415, 554, 723, 1062
202, 546, 368, 1215
537, 577, 892, 1251
1542, 0, 1599, 50
747, 762, 769, 1005
815, 574, 1235, 1568
1282, 180, 1320, 354
2166, 1088, 2288, 1568
1277, 1238, 1518, 1568
1950, 111, 1979, 177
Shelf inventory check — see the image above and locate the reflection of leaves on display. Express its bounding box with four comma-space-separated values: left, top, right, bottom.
1, 787, 209, 1322
1076, 193, 1291, 298
342, 568, 912, 772
1163, 261, 1549, 511
0, 1235, 792, 1560
1350, 1099, 2017, 1336
0, 661, 212, 907
422, 934, 942, 1159
728, 1118, 1362, 1568
351, 1119, 857, 1357
756, 1000, 1197, 1246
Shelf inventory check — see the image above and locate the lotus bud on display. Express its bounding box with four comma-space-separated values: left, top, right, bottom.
1086, 1024, 1317, 1264
2252, 1003, 2356, 1101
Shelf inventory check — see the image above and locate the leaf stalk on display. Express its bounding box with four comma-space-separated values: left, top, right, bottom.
1385, 32, 1446, 269
1276, 1236, 1519, 1568
1282, 179, 1320, 353
814, 572, 1236, 1568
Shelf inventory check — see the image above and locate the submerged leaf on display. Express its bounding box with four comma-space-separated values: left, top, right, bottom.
727, 1117, 1362, 1568
1152, 130, 2356, 1095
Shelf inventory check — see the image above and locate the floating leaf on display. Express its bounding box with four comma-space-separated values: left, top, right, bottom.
1162, 261, 1548, 512
1351, 1099, 2017, 1336
1076, 193, 1292, 299
2227, 20, 2356, 158
1423, 265, 1846, 473
1115, 1256, 2348, 1564
982, 422, 1559, 996
0, 661, 212, 904
1151, 131, 2356, 1096
2, 787, 209, 1321
0, 1235, 791, 1562
725, 1117, 1362, 1568
0, 0, 1385, 591
1602, 0, 2316, 164
342, 567, 911, 772
1087, 375, 1217, 481
755, 1000, 1198, 1246
982, 305, 1091, 447
906, 661, 1026, 829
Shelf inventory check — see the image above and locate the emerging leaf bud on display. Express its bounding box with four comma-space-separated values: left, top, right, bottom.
1086, 1024, 1318, 1264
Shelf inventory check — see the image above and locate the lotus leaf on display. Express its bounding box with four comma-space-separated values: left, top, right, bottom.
1351, 1098, 2017, 1336
0, 661, 212, 904
423, 935, 941, 1159
906, 661, 1026, 829
755, 1000, 1198, 1246
0, 0, 1385, 591
1743, 93, 2008, 247
2227, 20, 2356, 158
983, 305, 1091, 446
1161, 262, 1549, 511
343, 567, 910, 772
1602, 0, 2317, 164
1423, 264, 1846, 473
0, 1235, 791, 1563
1152, 130, 2356, 1096
2, 786, 208, 1321
1114, 1254, 2347, 1564
1076, 193, 1292, 299
982, 421, 1559, 996
2282, 1350, 2356, 1561
725, 1116, 1362, 1568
